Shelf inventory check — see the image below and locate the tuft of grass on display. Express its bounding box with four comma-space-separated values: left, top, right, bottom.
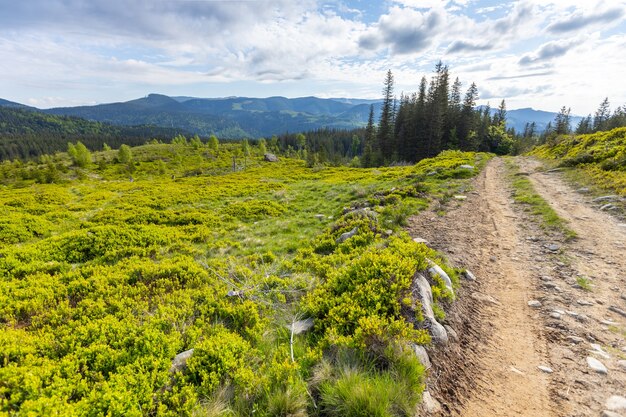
576, 275, 592, 291
505, 159, 577, 240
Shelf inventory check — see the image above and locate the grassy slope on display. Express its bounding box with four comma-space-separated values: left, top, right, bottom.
529, 127, 626, 195
0, 143, 490, 416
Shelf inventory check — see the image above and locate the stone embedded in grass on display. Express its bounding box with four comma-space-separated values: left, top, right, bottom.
263, 153, 279, 162
427, 260, 454, 296
314, 214, 325, 221
170, 349, 194, 373
412, 273, 448, 345
453, 195, 467, 200
336, 227, 358, 243
411, 344, 431, 369
459, 164, 474, 170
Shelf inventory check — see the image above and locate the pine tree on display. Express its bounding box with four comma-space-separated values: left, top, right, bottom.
458, 82, 478, 151
593, 97, 610, 131
377, 70, 395, 163
554, 106, 571, 135
362, 105, 379, 167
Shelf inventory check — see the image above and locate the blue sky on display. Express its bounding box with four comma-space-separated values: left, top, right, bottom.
0, 0, 625, 115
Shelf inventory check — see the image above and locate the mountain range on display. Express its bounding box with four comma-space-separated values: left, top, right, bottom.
0, 94, 578, 139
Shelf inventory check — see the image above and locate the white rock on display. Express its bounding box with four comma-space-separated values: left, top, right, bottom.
587, 356, 608, 374
427, 260, 454, 296
422, 391, 442, 414
601, 411, 621, 417
445, 325, 459, 342
538, 365, 553, 373
589, 343, 611, 360
413, 237, 428, 244
606, 395, 626, 411
454, 195, 467, 200
412, 344, 431, 369
462, 270, 477, 281
549, 312, 561, 319
567, 336, 585, 344
459, 164, 474, 170
170, 349, 194, 373
528, 300, 542, 308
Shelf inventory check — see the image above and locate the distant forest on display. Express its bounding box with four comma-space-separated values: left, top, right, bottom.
0, 107, 189, 160
2, 63, 626, 164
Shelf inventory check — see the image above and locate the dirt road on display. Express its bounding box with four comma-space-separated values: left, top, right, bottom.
408, 157, 626, 417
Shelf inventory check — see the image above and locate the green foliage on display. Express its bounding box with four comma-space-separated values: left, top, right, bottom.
0, 142, 488, 416
506, 159, 577, 240
118, 144, 133, 164
529, 127, 626, 195
67, 141, 92, 168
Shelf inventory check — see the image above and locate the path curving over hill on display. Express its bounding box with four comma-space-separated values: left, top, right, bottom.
408, 157, 626, 417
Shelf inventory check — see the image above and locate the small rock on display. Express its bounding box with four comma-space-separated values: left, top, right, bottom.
422, 391, 442, 414
471, 292, 501, 305
547, 244, 561, 252
462, 270, 477, 281
609, 305, 626, 318
413, 237, 428, 244
336, 227, 358, 243
593, 195, 619, 202
510, 366, 524, 375
577, 299, 594, 306
454, 195, 467, 200
489, 256, 497, 262
538, 365, 553, 373
600, 203, 616, 211
549, 312, 561, 319
601, 411, 621, 417
587, 356, 608, 374
528, 300, 542, 308
589, 343, 611, 360
617, 360, 626, 371
567, 336, 585, 344
606, 396, 626, 411
600, 320, 617, 326
566, 310, 579, 317
384, 229, 393, 236
576, 314, 590, 322
314, 214, 325, 221
540, 275, 552, 281
459, 164, 474, 170
444, 325, 459, 342
575, 187, 591, 194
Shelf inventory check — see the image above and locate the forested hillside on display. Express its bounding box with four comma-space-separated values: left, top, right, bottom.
0, 139, 490, 416
0, 107, 189, 160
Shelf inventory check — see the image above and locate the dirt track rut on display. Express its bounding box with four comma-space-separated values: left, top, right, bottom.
408, 157, 626, 417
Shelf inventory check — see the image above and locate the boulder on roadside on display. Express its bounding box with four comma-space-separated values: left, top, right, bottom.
427, 260, 454, 296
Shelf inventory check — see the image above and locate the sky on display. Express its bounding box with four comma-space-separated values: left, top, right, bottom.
0, 0, 625, 115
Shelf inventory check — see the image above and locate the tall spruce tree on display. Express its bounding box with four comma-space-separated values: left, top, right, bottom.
362, 105, 379, 167
458, 82, 479, 151
377, 70, 395, 163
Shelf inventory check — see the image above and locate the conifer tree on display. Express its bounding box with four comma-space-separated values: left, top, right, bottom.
377, 70, 395, 163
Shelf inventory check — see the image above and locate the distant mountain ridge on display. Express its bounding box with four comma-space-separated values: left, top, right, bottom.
1, 94, 578, 138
